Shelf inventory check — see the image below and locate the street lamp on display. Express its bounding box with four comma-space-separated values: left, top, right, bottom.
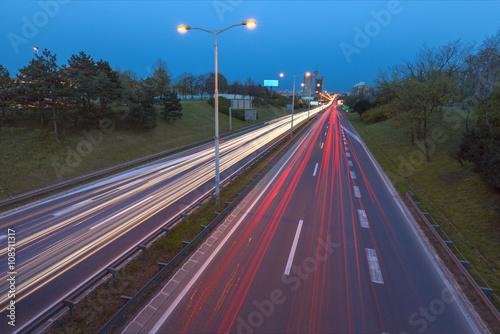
280, 71, 310, 138
33, 47, 39, 57
177, 20, 256, 206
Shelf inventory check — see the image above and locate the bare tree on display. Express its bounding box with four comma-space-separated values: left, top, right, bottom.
384, 40, 473, 161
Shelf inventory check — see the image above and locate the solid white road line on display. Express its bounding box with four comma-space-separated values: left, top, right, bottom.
357, 209, 369, 228
90, 196, 154, 230
354, 186, 361, 198
0, 235, 7, 240
321, 143, 324, 149
341, 125, 361, 143
284, 220, 304, 275
366, 248, 384, 284
313, 163, 319, 177
53, 199, 93, 217
350, 171, 356, 179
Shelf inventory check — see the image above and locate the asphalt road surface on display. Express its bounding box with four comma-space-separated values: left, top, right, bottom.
145, 105, 483, 334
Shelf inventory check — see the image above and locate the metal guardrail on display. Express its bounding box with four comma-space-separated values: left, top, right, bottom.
406, 190, 500, 323
18, 109, 322, 334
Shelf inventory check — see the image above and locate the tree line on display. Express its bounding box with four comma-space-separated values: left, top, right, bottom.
347, 31, 500, 191
0, 50, 184, 136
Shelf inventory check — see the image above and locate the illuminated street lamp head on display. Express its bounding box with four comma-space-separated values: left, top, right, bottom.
243, 20, 257, 28
301, 83, 305, 87
280, 73, 285, 77
33, 47, 38, 51
306, 72, 311, 77
177, 25, 190, 33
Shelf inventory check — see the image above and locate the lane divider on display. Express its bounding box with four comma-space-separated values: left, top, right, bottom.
284, 220, 304, 275
366, 248, 384, 284
357, 209, 369, 228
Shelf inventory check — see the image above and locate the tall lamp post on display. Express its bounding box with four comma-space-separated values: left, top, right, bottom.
33, 47, 39, 56
178, 20, 256, 206
280, 72, 310, 138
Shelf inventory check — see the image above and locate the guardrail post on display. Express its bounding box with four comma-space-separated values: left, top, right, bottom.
459, 260, 471, 270
107, 268, 118, 282
406, 191, 414, 199
121, 296, 132, 304
444, 240, 454, 249
182, 241, 189, 247
200, 225, 207, 230
423, 212, 430, 219
480, 287, 494, 299
431, 225, 440, 231
414, 202, 421, 207
158, 262, 167, 270
225, 201, 231, 207
138, 245, 147, 259
161, 227, 170, 236
63, 299, 76, 317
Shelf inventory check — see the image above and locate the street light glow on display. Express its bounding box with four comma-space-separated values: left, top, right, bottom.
177, 25, 189, 33
280, 73, 284, 77
243, 20, 256, 28
306, 72, 311, 77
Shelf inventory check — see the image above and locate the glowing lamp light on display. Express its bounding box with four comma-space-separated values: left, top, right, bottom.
280, 73, 284, 77
306, 72, 311, 77
177, 25, 189, 33
243, 20, 256, 28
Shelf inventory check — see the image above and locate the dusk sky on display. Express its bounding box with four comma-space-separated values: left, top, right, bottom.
1, 1, 499, 91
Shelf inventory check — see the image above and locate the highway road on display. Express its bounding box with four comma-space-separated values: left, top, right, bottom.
0, 106, 324, 333
143, 104, 484, 334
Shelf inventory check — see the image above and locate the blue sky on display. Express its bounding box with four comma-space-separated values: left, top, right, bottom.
1, 1, 499, 91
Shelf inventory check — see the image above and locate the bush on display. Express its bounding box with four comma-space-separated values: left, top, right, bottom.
353, 99, 372, 115
207, 96, 248, 121
360, 106, 389, 124
457, 125, 500, 193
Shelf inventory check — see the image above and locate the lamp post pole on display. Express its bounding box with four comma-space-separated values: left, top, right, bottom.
178, 20, 256, 206
280, 72, 310, 139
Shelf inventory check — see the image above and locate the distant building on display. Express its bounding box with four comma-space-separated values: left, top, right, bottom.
314, 76, 325, 98
351, 81, 372, 97
302, 74, 313, 100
